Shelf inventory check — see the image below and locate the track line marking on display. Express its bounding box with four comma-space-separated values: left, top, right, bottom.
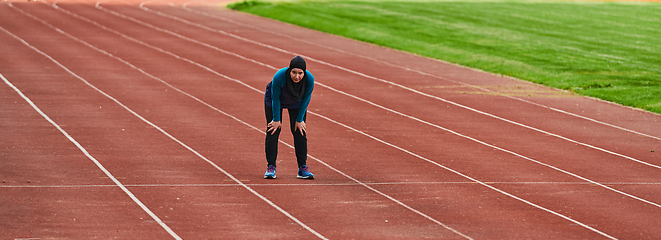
96, 0, 661, 210
46, 2, 625, 238
1, 72, 182, 240
180, 1, 661, 142
139, 3, 661, 171
4, 5, 327, 240
3, 181, 660, 188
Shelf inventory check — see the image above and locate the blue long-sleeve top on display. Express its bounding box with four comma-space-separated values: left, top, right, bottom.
264, 67, 314, 122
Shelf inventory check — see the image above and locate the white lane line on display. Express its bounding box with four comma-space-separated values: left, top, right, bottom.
180, 1, 661, 142
5, 5, 327, 240
139, 3, 661, 171
93, 1, 661, 210
50, 3, 620, 239
3, 181, 661, 188
1, 71, 182, 239
40, 3, 471, 238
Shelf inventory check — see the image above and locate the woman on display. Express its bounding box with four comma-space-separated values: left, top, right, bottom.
263, 56, 315, 179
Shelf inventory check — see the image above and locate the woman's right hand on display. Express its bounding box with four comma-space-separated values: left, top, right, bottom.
267, 121, 281, 134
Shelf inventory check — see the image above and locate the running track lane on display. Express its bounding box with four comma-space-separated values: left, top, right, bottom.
78, 0, 660, 236
0, 3, 329, 239
1, 0, 656, 238
28, 3, 480, 238
0, 73, 179, 239
41, 2, 650, 238
124, 0, 660, 227
0, 1, 648, 240
53, 0, 661, 236
1, 0, 660, 239
92, 0, 661, 196
2, 2, 471, 239
138, 2, 661, 169
132, 0, 661, 199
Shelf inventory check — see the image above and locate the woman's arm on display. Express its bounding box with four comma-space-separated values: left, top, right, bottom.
296, 71, 314, 123
270, 68, 287, 122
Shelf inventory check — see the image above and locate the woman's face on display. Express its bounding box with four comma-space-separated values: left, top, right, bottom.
290, 68, 305, 83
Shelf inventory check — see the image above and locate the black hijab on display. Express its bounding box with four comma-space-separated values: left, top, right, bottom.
285, 56, 307, 102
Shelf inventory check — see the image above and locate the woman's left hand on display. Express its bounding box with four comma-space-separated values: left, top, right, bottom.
295, 121, 307, 136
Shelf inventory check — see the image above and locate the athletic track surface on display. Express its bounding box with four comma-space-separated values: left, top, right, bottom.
1, 0, 660, 239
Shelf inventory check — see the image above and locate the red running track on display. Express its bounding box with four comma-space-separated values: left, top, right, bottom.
1, 0, 660, 239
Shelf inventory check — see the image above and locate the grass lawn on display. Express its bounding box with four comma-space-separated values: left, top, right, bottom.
228, 0, 661, 114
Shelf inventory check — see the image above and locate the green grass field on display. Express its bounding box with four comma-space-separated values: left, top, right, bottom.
228, 0, 661, 114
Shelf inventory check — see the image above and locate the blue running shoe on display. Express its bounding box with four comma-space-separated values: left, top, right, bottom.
264, 165, 276, 179
297, 165, 314, 179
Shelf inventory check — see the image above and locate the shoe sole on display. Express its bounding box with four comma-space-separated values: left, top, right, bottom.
264, 175, 276, 179
297, 175, 314, 179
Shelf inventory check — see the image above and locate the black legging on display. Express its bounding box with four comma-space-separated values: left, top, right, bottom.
265, 104, 307, 168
